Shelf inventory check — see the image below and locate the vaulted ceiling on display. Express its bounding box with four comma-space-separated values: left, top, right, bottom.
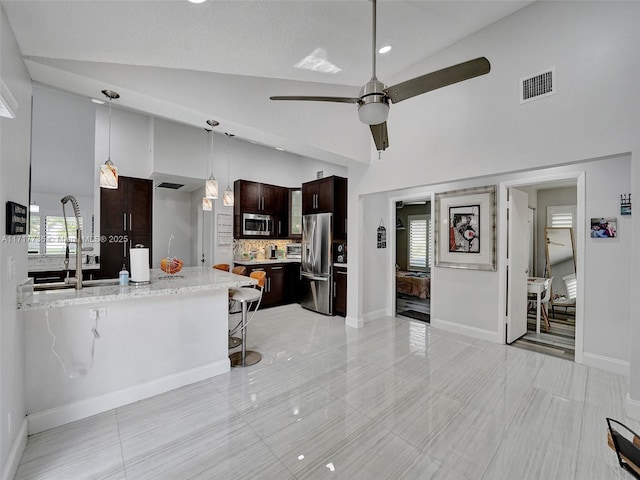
2, 0, 535, 164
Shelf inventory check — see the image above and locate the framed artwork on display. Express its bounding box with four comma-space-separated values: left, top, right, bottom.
590, 217, 617, 238
435, 185, 496, 270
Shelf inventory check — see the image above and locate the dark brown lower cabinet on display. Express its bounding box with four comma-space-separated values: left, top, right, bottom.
238, 262, 300, 308
333, 266, 347, 316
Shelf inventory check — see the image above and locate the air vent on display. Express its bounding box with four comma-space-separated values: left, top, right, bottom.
520, 68, 555, 104
157, 182, 184, 190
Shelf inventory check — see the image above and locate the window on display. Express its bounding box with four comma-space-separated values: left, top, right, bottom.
547, 205, 576, 230
408, 215, 430, 270
44, 216, 82, 255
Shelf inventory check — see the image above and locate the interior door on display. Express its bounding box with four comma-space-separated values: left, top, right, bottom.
506, 188, 530, 343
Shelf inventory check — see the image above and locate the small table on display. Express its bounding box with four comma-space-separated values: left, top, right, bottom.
527, 277, 550, 334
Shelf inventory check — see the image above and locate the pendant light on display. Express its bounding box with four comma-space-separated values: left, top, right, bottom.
99, 89, 120, 189
204, 119, 219, 199
223, 133, 234, 207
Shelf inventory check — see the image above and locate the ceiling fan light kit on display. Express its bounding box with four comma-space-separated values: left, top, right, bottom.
269, 0, 491, 152
358, 79, 389, 125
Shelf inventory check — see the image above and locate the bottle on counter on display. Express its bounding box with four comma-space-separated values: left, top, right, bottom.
119, 264, 129, 286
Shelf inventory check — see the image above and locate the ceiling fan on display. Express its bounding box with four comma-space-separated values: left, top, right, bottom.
270, 0, 491, 152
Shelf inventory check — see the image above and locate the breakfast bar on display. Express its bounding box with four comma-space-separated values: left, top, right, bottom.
18, 267, 255, 434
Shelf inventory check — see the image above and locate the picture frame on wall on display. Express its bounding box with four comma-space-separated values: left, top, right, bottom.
590, 217, 617, 238
434, 185, 497, 271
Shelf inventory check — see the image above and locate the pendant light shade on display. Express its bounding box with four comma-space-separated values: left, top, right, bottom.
99, 89, 120, 189
223, 133, 235, 207
223, 186, 234, 207
204, 120, 219, 199
205, 176, 218, 199
202, 197, 213, 211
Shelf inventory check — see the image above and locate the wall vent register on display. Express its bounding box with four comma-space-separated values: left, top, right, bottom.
520, 67, 555, 104
157, 182, 184, 190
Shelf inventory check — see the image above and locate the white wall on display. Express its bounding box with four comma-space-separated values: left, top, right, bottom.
31, 85, 95, 197
361, 193, 387, 319
153, 117, 208, 180
0, 6, 32, 480
152, 187, 192, 268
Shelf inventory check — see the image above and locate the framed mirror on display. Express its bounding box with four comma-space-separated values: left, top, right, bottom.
544, 226, 576, 307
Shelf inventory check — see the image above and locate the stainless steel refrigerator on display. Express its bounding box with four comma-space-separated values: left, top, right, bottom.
301, 212, 333, 315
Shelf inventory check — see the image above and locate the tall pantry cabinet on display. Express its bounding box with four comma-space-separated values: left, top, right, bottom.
99, 176, 153, 278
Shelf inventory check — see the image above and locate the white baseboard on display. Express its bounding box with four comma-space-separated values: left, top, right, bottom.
582, 352, 630, 376
345, 314, 364, 328
27, 359, 230, 434
363, 308, 387, 323
2, 416, 28, 480
431, 317, 501, 344
626, 393, 640, 421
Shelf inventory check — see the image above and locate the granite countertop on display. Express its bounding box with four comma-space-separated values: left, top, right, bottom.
18, 266, 256, 311
28, 256, 100, 273
234, 258, 301, 265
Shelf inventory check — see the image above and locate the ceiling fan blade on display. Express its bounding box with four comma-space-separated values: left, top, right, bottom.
385, 57, 491, 104
270, 95, 360, 104
370, 122, 389, 151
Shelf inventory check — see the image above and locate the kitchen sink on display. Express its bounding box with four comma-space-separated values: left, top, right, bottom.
34, 278, 120, 291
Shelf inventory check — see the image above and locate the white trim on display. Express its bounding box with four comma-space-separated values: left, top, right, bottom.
363, 308, 387, 323
27, 359, 229, 434
345, 314, 364, 329
582, 352, 630, 376
431, 317, 501, 344
626, 393, 640, 421
2, 417, 28, 480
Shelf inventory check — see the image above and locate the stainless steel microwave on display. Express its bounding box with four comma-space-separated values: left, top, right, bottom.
242, 213, 273, 236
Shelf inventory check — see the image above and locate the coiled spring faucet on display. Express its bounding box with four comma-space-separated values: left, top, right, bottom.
61, 195, 82, 290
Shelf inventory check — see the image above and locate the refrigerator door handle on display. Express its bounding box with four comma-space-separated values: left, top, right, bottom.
301, 272, 329, 282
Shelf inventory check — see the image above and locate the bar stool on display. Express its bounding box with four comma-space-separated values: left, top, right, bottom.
213, 263, 230, 271
228, 266, 247, 349
228, 271, 266, 367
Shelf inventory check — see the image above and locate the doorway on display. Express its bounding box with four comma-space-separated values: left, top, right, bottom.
503, 176, 582, 362
394, 199, 431, 323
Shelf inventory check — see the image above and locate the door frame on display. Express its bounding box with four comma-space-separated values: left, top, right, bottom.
497, 171, 585, 364
386, 191, 435, 317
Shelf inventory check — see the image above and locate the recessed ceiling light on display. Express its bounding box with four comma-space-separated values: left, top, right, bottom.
275, 147, 285, 151
91, 98, 105, 104
378, 45, 392, 54
188, 0, 207, 3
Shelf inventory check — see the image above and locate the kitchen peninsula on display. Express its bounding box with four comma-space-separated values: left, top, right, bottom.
18, 267, 255, 434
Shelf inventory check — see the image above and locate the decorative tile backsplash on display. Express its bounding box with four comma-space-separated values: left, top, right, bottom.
233, 239, 297, 261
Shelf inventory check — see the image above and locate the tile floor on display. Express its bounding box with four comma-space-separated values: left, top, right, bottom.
15, 304, 637, 479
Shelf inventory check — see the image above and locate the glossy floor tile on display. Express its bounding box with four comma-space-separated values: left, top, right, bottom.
15, 304, 640, 480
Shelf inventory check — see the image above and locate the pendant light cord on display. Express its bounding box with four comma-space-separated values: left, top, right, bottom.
107, 97, 112, 162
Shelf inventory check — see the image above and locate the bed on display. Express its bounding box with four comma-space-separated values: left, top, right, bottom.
396, 270, 431, 299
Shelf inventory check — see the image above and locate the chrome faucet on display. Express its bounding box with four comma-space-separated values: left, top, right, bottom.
61, 195, 83, 290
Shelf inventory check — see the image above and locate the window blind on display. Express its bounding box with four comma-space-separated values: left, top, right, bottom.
45, 216, 82, 255
408, 215, 428, 269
